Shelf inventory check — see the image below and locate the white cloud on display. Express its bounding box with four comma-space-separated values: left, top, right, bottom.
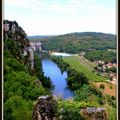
4, 0, 116, 35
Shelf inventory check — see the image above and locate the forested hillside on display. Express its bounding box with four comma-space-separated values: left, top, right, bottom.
84, 50, 116, 63
41, 32, 116, 53
4, 20, 52, 120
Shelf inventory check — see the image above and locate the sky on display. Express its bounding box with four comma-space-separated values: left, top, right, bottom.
4, 0, 116, 35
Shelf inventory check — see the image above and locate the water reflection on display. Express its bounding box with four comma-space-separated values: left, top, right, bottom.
42, 59, 74, 99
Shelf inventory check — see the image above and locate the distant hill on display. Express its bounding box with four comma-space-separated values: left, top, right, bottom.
41, 32, 116, 53
28, 35, 52, 39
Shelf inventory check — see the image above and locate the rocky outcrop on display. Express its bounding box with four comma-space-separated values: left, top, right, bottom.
81, 107, 107, 120
30, 42, 42, 51
4, 20, 34, 68
32, 95, 57, 120
33, 79, 42, 86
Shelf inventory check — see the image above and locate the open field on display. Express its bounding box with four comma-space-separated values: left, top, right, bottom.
74, 55, 97, 70
63, 56, 108, 82
93, 82, 116, 96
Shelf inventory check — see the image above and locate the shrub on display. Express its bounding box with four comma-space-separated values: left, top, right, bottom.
111, 96, 115, 100
105, 104, 117, 120
99, 84, 105, 89
109, 85, 113, 89
58, 108, 85, 120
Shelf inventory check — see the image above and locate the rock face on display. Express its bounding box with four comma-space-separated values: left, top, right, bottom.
81, 107, 107, 120
3, 20, 34, 68
32, 95, 57, 120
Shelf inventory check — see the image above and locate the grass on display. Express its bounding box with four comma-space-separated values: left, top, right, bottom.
74, 55, 97, 70
63, 56, 108, 82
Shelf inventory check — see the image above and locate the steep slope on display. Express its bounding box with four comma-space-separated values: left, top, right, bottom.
4, 20, 34, 69
4, 20, 51, 120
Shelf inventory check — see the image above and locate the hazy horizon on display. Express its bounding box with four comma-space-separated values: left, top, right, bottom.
27, 31, 116, 36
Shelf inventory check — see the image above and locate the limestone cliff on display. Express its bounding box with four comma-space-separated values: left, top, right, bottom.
4, 20, 34, 68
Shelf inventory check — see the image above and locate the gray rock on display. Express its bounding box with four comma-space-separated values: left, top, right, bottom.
32, 95, 57, 120
81, 107, 107, 120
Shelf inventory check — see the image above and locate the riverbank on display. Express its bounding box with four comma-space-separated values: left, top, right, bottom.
42, 58, 74, 99
63, 56, 108, 82
46, 55, 116, 120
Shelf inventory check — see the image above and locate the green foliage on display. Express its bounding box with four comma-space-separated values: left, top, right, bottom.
105, 104, 117, 120
50, 56, 69, 72
57, 100, 100, 120
4, 96, 32, 120
66, 68, 88, 90
58, 100, 99, 110
109, 85, 113, 89
99, 84, 105, 89
63, 56, 108, 81
42, 32, 116, 54
4, 51, 48, 120
4, 57, 28, 73
49, 54, 116, 119
74, 84, 103, 104
34, 53, 44, 79
4, 27, 117, 120
105, 67, 117, 73
34, 53, 52, 89
4, 38, 50, 119
104, 94, 116, 108
4, 38, 23, 60
4, 70, 47, 101
58, 108, 85, 120
84, 50, 116, 63
50, 56, 88, 90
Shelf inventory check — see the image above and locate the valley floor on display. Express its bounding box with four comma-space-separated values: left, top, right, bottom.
63, 55, 116, 97
63, 56, 108, 82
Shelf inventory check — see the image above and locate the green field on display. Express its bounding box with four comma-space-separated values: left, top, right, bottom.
63, 56, 108, 82
75, 55, 97, 70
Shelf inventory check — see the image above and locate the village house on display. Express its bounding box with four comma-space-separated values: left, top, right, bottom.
94, 60, 104, 65
102, 64, 107, 71
94, 60, 117, 74
107, 62, 113, 68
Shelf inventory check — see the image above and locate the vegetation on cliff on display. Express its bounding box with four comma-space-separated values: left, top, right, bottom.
4, 20, 52, 120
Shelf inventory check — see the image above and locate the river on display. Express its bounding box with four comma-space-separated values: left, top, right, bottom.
51, 52, 72, 57
42, 59, 74, 99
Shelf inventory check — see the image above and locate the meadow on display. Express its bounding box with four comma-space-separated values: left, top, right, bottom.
63, 56, 108, 82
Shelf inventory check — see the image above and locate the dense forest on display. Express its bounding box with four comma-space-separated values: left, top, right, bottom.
37, 32, 117, 54
84, 50, 116, 63
4, 20, 52, 120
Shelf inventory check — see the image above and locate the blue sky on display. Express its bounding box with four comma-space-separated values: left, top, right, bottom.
4, 0, 116, 35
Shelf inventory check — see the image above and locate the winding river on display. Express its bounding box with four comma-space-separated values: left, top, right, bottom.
42, 59, 74, 99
